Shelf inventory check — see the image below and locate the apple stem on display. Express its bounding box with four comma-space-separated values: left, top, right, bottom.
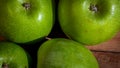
22, 3, 31, 10
89, 4, 98, 12
45, 37, 52, 40
2, 63, 8, 68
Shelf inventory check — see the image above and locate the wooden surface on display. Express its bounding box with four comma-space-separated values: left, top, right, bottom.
87, 32, 120, 68
91, 51, 120, 68
92, 51, 120, 68
0, 36, 5, 41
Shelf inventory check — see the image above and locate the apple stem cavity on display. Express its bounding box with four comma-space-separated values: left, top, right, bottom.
22, 3, 31, 10
2, 63, 8, 68
89, 4, 98, 13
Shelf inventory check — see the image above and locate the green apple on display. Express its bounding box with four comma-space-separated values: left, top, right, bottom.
58, 0, 120, 45
0, 0, 53, 43
0, 42, 28, 68
37, 38, 99, 68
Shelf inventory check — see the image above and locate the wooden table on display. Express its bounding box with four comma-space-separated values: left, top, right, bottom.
87, 32, 120, 68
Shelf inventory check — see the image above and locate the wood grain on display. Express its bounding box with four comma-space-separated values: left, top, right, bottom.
92, 51, 120, 68
87, 32, 120, 68
0, 36, 5, 41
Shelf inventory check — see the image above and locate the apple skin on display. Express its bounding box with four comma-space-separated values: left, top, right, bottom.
58, 0, 120, 45
0, 0, 53, 43
0, 42, 28, 68
37, 38, 99, 68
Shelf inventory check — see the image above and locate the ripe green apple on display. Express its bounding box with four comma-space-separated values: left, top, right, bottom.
0, 0, 53, 43
58, 0, 120, 45
37, 38, 99, 68
0, 42, 28, 68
